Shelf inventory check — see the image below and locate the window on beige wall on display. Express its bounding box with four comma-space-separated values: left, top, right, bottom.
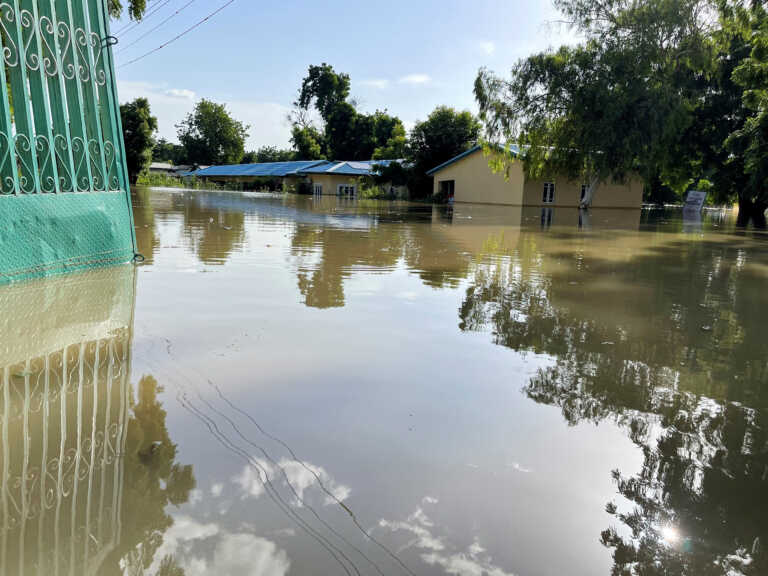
543, 182, 555, 204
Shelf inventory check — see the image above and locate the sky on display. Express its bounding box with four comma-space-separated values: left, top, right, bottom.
112, 0, 579, 151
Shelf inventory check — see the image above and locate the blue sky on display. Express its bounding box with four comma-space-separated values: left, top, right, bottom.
113, 0, 578, 150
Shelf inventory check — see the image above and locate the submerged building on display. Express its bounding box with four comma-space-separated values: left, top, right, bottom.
427, 145, 643, 208
192, 159, 404, 196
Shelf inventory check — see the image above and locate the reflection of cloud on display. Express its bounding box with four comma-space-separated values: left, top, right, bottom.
186, 533, 290, 576
379, 499, 516, 576
232, 459, 351, 507
507, 462, 532, 474
148, 516, 290, 576
232, 460, 271, 499
211, 483, 224, 497
149, 515, 220, 573
189, 489, 203, 506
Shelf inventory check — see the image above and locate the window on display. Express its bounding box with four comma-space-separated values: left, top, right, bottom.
439, 180, 455, 202
543, 182, 555, 204
314, 184, 323, 195
580, 184, 588, 202
337, 184, 356, 197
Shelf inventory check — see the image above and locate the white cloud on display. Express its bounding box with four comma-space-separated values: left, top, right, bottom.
117, 81, 292, 150
211, 483, 224, 498
165, 88, 196, 100
398, 74, 431, 85
479, 41, 496, 55
360, 79, 390, 90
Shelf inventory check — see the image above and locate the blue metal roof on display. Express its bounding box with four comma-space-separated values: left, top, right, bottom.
426, 145, 520, 176
298, 159, 402, 176
194, 160, 327, 178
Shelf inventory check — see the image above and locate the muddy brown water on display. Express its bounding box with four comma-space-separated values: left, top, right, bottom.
1, 188, 766, 576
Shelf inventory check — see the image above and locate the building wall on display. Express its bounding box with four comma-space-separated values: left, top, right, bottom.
523, 177, 643, 208
430, 149, 643, 209
309, 173, 360, 195
431, 150, 525, 205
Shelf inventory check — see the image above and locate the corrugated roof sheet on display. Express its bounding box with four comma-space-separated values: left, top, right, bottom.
299, 159, 402, 176
195, 160, 328, 178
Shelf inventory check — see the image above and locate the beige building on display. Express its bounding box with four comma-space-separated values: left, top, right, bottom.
427, 146, 643, 208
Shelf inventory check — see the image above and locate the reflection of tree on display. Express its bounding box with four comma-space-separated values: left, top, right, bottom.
459, 231, 768, 574
175, 194, 246, 265
133, 188, 160, 264
105, 375, 196, 575
290, 205, 470, 308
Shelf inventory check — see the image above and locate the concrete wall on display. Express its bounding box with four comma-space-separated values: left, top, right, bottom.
431, 149, 644, 209
309, 173, 359, 195
523, 177, 643, 208
432, 150, 525, 205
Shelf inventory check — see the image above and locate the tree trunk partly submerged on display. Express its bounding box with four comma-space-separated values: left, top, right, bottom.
737, 197, 768, 229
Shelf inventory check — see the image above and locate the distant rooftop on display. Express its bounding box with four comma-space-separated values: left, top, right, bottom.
193, 159, 402, 178
194, 160, 327, 178
299, 159, 402, 176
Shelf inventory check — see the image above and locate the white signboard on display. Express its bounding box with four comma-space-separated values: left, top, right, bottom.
684, 190, 707, 212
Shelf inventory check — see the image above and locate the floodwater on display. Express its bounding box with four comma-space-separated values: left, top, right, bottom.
1, 188, 767, 576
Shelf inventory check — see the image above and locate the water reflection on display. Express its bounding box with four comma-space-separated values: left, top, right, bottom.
459, 226, 768, 573
125, 188, 768, 574
0, 268, 195, 575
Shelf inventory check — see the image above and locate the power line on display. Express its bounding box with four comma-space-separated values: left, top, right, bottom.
113, 0, 175, 36
119, 0, 236, 68
118, 0, 198, 53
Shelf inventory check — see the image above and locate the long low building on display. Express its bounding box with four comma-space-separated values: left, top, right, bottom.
427, 145, 643, 208
192, 159, 403, 195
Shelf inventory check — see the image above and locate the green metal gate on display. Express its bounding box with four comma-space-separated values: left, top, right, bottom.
0, 0, 135, 284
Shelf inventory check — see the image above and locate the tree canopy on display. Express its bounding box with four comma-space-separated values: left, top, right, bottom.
120, 97, 157, 184
290, 63, 407, 161
475, 0, 768, 225
177, 99, 249, 166
108, 0, 146, 21
407, 106, 481, 197
242, 145, 296, 164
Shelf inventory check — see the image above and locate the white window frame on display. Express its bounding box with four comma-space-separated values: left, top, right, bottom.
543, 182, 555, 204
314, 183, 323, 195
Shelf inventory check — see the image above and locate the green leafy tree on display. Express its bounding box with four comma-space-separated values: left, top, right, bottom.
242, 145, 296, 164
290, 125, 326, 160
291, 63, 407, 160
108, 0, 146, 20
120, 97, 157, 184
153, 137, 188, 165
177, 99, 249, 166
725, 1, 768, 226
474, 0, 712, 207
408, 106, 481, 197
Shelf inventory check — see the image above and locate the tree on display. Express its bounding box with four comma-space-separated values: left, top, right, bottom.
120, 97, 157, 184
408, 106, 481, 197
291, 125, 326, 159
474, 0, 713, 208
290, 63, 407, 160
242, 145, 296, 164
153, 137, 187, 165
176, 99, 249, 166
724, 1, 768, 226
108, 0, 146, 20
